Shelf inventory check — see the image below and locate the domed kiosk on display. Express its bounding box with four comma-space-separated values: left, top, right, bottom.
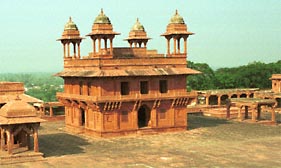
161, 10, 194, 56
0, 97, 44, 162
125, 18, 151, 48
87, 9, 120, 58
57, 17, 83, 59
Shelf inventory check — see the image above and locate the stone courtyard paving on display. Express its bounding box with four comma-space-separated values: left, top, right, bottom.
3, 115, 281, 168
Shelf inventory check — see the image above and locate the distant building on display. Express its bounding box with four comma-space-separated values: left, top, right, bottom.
56, 10, 200, 137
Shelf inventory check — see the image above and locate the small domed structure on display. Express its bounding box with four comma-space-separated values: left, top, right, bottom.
57, 17, 83, 59
87, 9, 120, 57
125, 18, 151, 48
161, 10, 194, 56
0, 97, 44, 155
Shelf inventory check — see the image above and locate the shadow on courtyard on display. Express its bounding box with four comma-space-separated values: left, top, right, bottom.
188, 114, 230, 130
38, 133, 90, 157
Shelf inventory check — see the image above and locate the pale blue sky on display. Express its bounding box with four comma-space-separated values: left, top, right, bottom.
0, 0, 280, 73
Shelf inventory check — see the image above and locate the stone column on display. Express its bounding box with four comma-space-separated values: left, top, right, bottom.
226, 104, 230, 119
133, 110, 138, 129
0, 128, 5, 151
218, 95, 221, 106
150, 108, 157, 128
73, 43, 76, 58
167, 39, 170, 55
110, 38, 113, 55
184, 38, 187, 55
238, 106, 242, 121
206, 96, 209, 105
33, 127, 39, 152
177, 38, 181, 54
50, 106, 54, 117
78, 43, 81, 58
63, 43, 66, 58
98, 38, 101, 54
67, 43, 70, 57
252, 105, 257, 122
93, 39, 96, 55
104, 38, 108, 52
7, 130, 12, 154
173, 38, 177, 55
271, 106, 276, 122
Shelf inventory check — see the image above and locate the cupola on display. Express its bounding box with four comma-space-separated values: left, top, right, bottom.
125, 18, 151, 48
57, 17, 83, 59
87, 9, 120, 57
161, 10, 194, 56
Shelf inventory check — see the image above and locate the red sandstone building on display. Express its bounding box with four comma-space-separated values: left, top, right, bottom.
56, 10, 200, 137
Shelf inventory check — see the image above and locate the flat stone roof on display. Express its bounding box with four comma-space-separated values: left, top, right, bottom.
198, 88, 259, 95
229, 98, 276, 105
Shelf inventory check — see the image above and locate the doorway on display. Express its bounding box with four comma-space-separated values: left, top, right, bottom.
138, 105, 151, 128
80, 108, 85, 126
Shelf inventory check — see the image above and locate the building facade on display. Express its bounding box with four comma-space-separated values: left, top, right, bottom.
56, 10, 200, 137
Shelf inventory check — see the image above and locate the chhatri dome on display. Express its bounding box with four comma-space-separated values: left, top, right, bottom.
125, 18, 150, 48
64, 17, 79, 30
94, 9, 111, 24
169, 10, 185, 24
131, 18, 145, 31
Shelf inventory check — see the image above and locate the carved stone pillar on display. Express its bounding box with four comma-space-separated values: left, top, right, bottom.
271, 106, 276, 122
0, 128, 5, 151
167, 38, 170, 55
218, 95, 221, 106
73, 43, 76, 58
150, 108, 157, 128
206, 96, 209, 105
110, 38, 113, 55
173, 38, 177, 55
63, 43, 66, 58
177, 38, 180, 54
184, 37, 187, 54
93, 39, 96, 55
98, 38, 101, 54
33, 126, 39, 152
78, 43, 81, 58
238, 106, 242, 121
50, 106, 54, 117
104, 38, 108, 51
67, 42, 70, 57
7, 130, 12, 154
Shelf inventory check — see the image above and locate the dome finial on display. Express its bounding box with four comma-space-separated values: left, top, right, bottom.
175, 9, 178, 15
69, 16, 72, 22
101, 8, 104, 15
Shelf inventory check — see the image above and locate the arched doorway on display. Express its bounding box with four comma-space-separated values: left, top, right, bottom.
138, 105, 151, 128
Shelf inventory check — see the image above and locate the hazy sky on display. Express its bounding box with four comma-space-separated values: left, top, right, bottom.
0, 0, 280, 73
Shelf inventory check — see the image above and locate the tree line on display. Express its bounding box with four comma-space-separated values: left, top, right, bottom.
187, 60, 281, 90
